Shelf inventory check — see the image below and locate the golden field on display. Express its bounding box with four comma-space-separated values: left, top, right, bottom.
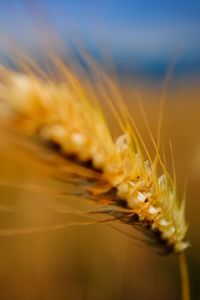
0, 78, 200, 300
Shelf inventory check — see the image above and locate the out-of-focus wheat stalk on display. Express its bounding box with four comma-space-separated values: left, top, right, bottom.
0, 52, 190, 299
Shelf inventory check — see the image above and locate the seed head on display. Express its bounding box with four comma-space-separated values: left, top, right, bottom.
0, 65, 189, 254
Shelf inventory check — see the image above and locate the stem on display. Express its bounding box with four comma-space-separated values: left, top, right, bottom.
178, 253, 190, 300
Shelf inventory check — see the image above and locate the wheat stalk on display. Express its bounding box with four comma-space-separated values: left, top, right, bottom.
0, 54, 190, 298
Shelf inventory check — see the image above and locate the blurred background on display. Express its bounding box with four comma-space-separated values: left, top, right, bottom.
0, 1, 200, 299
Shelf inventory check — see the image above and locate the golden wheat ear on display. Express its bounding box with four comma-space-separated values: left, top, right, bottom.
0, 56, 189, 254
0, 52, 191, 299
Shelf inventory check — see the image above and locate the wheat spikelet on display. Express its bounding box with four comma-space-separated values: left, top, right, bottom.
0, 54, 189, 255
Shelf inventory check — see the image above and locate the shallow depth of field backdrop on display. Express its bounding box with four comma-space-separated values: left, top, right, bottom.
0, 1, 200, 300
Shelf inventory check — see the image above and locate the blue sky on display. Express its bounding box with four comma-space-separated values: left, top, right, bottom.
0, 0, 200, 77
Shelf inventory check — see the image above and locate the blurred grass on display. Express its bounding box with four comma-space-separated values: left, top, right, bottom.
0, 80, 200, 300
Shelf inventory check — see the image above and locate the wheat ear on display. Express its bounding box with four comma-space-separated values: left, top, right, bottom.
0, 55, 190, 297
0, 58, 189, 254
